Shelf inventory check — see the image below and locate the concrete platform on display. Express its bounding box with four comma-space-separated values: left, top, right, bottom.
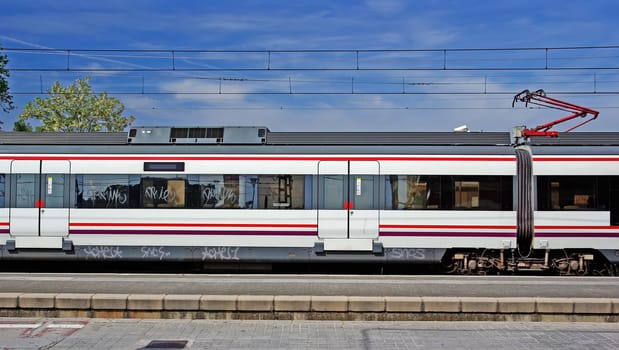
0, 293, 617, 322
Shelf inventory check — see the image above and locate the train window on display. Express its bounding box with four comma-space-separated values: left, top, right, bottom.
43, 174, 66, 208
14, 174, 37, 208
186, 175, 255, 209
351, 175, 379, 210
318, 175, 346, 209
450, 176, 512, 210
384, 175, 441, 209
0, 175, 4, 208
537, 176, 606, 211
141, 176, 186, 208
257, 175, 306, 209
455, 180, 480, 209
611, 177, 619, 225
384, 175, 512, 210
75, 175, 130, 208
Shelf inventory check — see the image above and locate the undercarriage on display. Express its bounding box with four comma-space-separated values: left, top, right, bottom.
445, 249, 617, 276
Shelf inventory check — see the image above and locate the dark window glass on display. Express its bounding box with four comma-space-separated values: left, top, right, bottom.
610, 176, 619, 225
452, 175, 512, 210
0, 175, 4, 208
257, 175, 306, 209
44, 174, 66, 208
351, 175, 379, 210
186, 175, 256, 209
318, 175, 346, 209
15, 174, 37, 208
72, 174, 314, 210
384, 175, 441, 209
537, 176, 609, 211
75, 175, 130, 208
384, 175, 512, 211
141, 175, 187, 208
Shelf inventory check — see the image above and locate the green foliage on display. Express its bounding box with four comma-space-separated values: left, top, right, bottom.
18, 76, 135, 132
0, 46, 15, 114
12, 119, 32, 132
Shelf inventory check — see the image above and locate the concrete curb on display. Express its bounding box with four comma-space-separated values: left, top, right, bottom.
0, 293, 617, 322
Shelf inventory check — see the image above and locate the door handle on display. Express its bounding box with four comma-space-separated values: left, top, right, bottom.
350, 211, 354, 216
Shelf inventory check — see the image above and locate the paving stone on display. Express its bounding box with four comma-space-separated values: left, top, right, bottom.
91, 294, 128, 310
4, 318, 618, 350
163, 294, 201, 310
572, 298, 612, 314
237, 295, 273, 311
311, 296, 348, 312
274, 295, 311, 311
385, 296, 422, 312
348, 296, 385, 312
497, 297, 536, 313
127, 294, 163, 311
18, 293, 56, 309
422, 297, 460, 312
460, 297, 497, 313
55, 293, 93, 309
536, 298, 573, 314
0, 293, 20, 308
200, 295, 237, 311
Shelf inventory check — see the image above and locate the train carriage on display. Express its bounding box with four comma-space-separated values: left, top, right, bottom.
0, 126, 617, 274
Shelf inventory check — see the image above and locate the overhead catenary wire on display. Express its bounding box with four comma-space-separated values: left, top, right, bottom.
5, 45, 619, 112
4, 45, 619, 71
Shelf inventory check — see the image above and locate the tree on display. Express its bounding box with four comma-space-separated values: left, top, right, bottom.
0, 46, 15, 114
18, 76, 135, 132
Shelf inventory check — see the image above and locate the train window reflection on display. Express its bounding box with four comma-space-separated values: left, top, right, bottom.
73, 174, 313, 209
0, 175, 4, 208
257, 175, 306, 209
385, 175, 441, 209
319, 175, 346, 209
15, 174, 37, 208
141, 176, 186, 208
538, 176, 600, 210
384, 175, 512, 210
455, 180, 480, 208
187, 175, 254, 209
75, 175, 130, 208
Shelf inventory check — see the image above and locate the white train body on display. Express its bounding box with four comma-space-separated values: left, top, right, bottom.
0, 127, 617, 272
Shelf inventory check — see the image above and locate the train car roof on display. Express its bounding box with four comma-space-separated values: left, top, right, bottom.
1, 130, 618, 155
0, 129, 515, 155
526, 132, 619, 146
525, 132, 619, 155
0, 130, 511, 146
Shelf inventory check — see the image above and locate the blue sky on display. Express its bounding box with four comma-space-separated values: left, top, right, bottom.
1, 0, 619, 132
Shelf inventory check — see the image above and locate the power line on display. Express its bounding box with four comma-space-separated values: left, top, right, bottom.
5, 45, 619, 72
130, 106, 619, 111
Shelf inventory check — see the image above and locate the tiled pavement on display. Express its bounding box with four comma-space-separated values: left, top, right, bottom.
1, 318, 618, 349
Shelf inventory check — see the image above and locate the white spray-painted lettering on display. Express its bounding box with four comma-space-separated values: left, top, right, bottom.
387, 248, 426, 260
201, 246, 240, 261
82, 246, 123, 259
141, 246, 171, 260
92, 188, 127, 207
202, 187, 237, 204
144, 186, 176, 202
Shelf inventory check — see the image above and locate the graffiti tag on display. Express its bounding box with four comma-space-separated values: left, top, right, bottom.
201, 246, 240, 261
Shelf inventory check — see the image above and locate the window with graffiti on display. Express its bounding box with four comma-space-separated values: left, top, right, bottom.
74, 175, 131, 208
71, 174, 312, 209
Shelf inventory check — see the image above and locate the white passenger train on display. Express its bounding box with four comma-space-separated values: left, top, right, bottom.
0, 126, 617, 275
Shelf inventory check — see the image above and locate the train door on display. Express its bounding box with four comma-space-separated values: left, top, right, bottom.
317, 161, 379, 248
9, 160, 70, 237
